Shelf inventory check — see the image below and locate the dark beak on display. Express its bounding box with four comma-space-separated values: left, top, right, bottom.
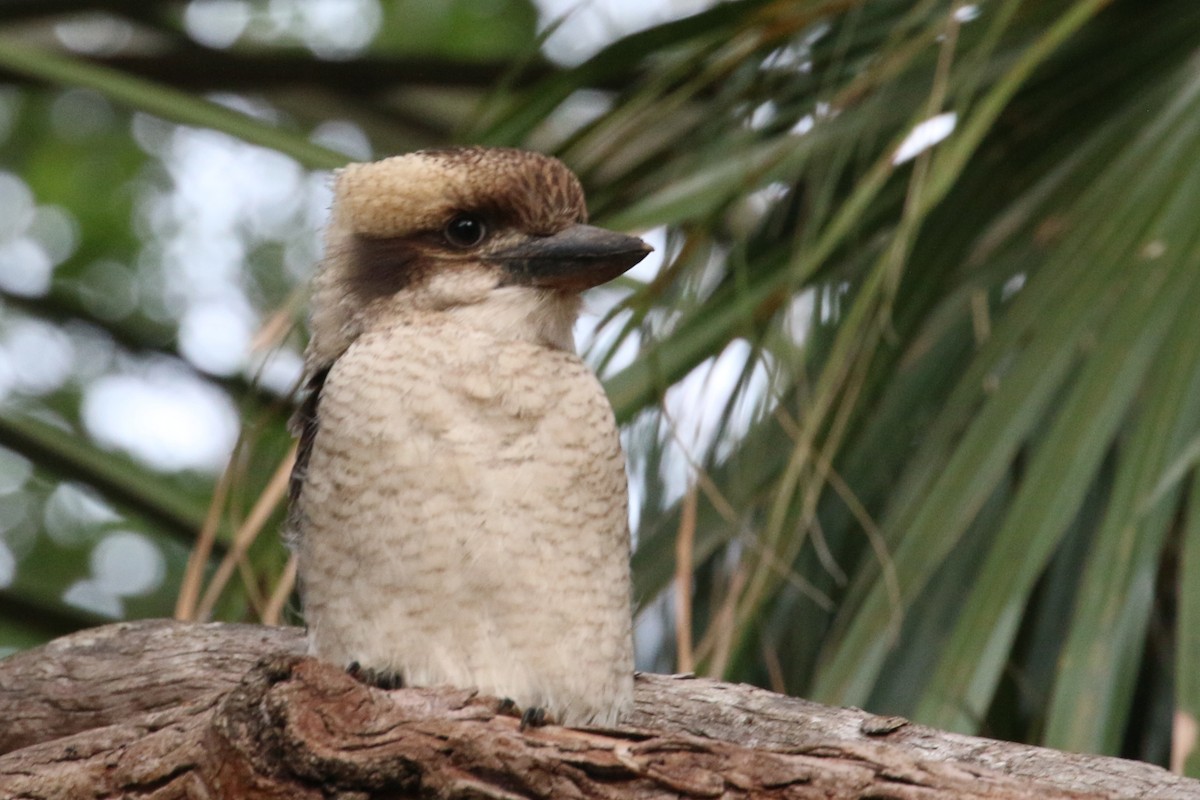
493, 224, 652, 291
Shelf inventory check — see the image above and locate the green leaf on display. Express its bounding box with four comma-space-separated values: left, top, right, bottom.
914, 192, 1200, 733
812, 27, 1200, 709
1042, 150, 1200, 755
1180, 473, 1200, 777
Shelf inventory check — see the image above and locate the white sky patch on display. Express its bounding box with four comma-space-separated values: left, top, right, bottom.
82, 363, 239, 473
0, 360, 12, 405
0, 449, 31, 495
43, 482, 121, 548
0, 172, 35, 239
178, 297, 256, 376
259, 0, 382, 59
91, 530, 166, 597
785, 287, 816, 345
577, 305, 640, 381
633, 594, 666, 671
955, 5, 981, 22
53, 13, 133, 55
250, 346, 305, 397
657, 339, 774, 505
749, 101, 778, 130
311, 119, 373, 161
164, 127, 307, 244
184, 0, 252, 48
791, 114, 815, 136
621, 425, 646, 539
82, 112, 330, 480
624, 226, 667, 283
285, 171, 334, 281
0, 237, 52, 297
0, 493, 34, 558
160, 238, 246, 319
535, 89, 614, 149
56, 322, 117, 388
62, 578, 123, 618
2, 318, 75, 396
0, 193, 76, 299
29, 205, 80, 266
575, 225, 665, 378
0, 539, 14, 588
1001, 272, 1027, 302
534, 0, 710, 65
728, 181, 790, 235
0, 171, 61, 297
140, 124, 326, 376
893, 112, 957, 165
761, 41, 816, 72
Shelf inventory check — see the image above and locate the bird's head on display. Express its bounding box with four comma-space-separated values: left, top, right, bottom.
307, 147, 651, 365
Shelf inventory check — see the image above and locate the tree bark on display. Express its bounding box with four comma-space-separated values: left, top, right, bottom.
0, 620, 1193, 799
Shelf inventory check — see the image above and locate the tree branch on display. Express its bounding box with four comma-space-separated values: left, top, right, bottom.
0, 620, 1194, 798
0, 47, 565, 97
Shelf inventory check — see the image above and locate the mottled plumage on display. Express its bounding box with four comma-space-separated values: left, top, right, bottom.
288, 147, 649, 726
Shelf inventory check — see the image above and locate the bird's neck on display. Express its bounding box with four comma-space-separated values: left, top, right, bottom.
306, 268, 584, 375
447, 286, 582, 352
367, 282, 581, 353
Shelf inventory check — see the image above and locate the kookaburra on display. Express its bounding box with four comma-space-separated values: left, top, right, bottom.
287, 147, 649, 727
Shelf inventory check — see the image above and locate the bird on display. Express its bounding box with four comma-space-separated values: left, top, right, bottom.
287, 146, 650, 727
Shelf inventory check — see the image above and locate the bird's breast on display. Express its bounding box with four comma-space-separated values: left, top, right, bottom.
294, 316, 633, 723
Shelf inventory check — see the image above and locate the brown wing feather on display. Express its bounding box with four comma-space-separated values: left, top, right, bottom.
286, 365, 330, 546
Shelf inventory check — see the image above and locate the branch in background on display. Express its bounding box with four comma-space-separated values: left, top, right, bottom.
0, 591, 108, 640
50, 53, 559, 94
0, 0, 182, 20
0, 36, 347, 170
0, 412, 218, 549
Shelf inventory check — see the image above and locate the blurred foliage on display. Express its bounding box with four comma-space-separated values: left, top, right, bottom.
0, 0, 1198, 774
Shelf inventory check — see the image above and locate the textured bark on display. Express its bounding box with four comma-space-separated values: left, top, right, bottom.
0, 620, 1194, 799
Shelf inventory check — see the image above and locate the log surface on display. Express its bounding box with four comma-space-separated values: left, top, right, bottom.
0, 620, 1194, 799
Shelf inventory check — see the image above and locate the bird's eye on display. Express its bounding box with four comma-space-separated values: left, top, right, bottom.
444, 214, 488, 248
